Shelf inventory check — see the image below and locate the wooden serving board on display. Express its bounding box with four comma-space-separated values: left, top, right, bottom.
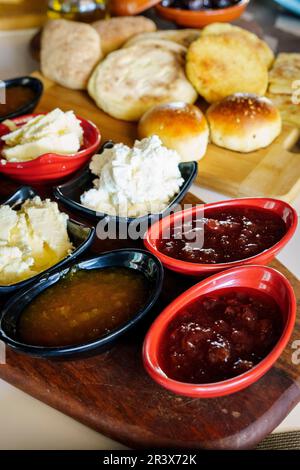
0, 72, 299, 449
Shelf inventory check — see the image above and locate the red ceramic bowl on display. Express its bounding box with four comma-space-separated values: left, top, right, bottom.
156, 0, 250, 28
144, 198, 298, 276
143, 265, 296, 398
0, 113, 101, 184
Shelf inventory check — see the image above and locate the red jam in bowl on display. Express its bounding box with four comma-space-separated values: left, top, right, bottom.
159, 288, 282, 384
158, 207, 287, 264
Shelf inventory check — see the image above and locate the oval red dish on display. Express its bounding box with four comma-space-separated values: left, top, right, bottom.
144, 198, 298, 276
0, 113, 101, 184
155, 0, 250, 28
143, 265, 296, 398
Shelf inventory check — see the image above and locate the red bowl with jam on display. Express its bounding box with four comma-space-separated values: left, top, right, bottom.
143, 265, 296, 398
144, 198, 297, 276
0, 113, 101, 184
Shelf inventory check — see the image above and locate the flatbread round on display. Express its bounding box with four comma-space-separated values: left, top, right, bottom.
41, 19, 102, 90
88, 42, 197, 121
92, 16, 156, 55
124, 29, 201, 49
186, 33, 269, 103
201, 23, 274, 69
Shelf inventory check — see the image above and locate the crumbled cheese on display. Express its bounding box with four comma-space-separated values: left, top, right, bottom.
0, 197, 73, 285
81, 136, 184, 217
1, 108, 83, 162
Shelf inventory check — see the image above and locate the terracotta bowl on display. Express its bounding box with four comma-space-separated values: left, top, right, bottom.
156, 0, 250, 28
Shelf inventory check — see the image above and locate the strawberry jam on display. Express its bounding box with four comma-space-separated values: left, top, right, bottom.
158, 207, 286, 264
159, 288, 282, 384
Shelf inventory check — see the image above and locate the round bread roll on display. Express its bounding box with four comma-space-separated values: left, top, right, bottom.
88, 42, 197, 121
124, 29, 201, 49
201, 23, 274, 69
41, 19, 102, 90
92, 16, 156, 56
206, 94, 282, 153
138, 102, 209, 162
186, 33, 269, 103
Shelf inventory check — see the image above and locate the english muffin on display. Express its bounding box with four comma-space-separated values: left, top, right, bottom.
186, 33, 269, 103
124, 29, 201, 49
92, 16, 156, 55
201, 23, 274, 69
88, 42, 197, 121
41, 19, 102, 90
207, 93, 282, 153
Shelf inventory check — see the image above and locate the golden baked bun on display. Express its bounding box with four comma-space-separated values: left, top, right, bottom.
207, 93, 282, 153
92, 16, 156, 56
41, 19, 102, 90
138, 102, 209, 162
186, 33, 269, 103
88, 42, 197, 121
201, 23, 274, 69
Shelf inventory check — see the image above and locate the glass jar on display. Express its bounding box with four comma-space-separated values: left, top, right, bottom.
47, 0, 109, 22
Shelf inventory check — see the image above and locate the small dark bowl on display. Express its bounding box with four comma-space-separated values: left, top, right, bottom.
0, 76, 43, 122
0, 186, 95, 295
54, 141, 198, 232
0, 249, 164, 358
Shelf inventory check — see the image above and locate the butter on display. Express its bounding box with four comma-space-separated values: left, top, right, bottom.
0, 197, 73, 285
1, 108, 83, 162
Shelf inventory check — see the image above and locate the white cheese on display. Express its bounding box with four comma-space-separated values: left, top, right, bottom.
0, 197, 73, 285
1, 108, 83, 162
81, 136, 184, 217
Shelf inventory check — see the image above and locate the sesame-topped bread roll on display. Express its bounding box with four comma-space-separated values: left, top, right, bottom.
206, 94, 282, 153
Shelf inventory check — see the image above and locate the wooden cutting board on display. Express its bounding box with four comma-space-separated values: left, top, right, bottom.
31, 72, 300, 202
0, 72, 299, 449
0, 184, 299, 450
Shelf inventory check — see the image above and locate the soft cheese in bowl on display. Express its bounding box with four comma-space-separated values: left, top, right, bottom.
0, 110, 101, 184
1, 108, 83, 162
0, 196, 73, 286
80, 136, 184, 218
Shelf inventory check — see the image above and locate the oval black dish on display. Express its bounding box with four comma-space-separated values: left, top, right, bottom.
54, 141, 198, 232
0, 76, 43, 122
0, 186, 95, 295
0, 249, 164, 358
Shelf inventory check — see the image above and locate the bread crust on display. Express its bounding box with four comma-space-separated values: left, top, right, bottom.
186, 33, 269, 103
207, 93, 282, 153
88, 42, 197, 121
138, 102, 209, 162
41, 19, 102, 90
92, 16, 156, 55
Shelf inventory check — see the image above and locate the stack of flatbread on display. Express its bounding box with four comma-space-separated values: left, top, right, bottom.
267, 53, 300, 128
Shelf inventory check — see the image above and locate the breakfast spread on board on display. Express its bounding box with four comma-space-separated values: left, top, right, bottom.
0, 7, 300, 436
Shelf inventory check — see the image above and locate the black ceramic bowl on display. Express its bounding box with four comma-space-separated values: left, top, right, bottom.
0, 76, 43, 122
0, 249, 164, 358
0, 186, 95, 295
54, 141, 198, 229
